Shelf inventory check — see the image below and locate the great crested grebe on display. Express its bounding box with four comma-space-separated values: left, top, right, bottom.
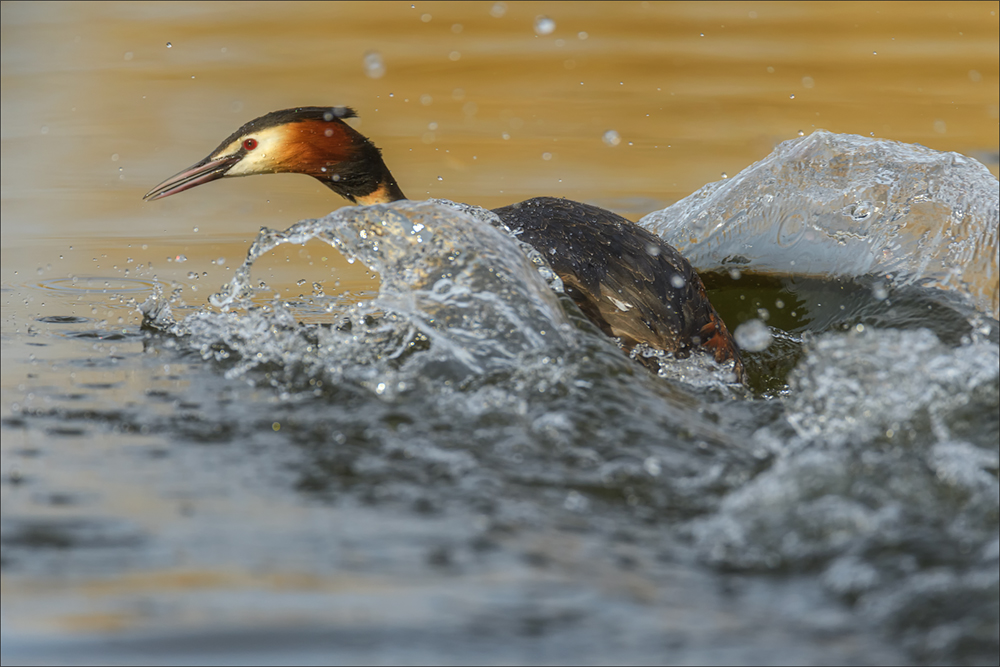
145, 106, 744, 379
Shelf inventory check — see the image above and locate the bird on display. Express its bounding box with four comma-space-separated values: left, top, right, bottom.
145, 106, 744, 380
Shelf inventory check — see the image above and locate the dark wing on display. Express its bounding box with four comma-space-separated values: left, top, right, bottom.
492, 197, 743, 379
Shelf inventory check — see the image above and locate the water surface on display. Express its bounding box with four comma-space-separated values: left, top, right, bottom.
2, 2, 998, 665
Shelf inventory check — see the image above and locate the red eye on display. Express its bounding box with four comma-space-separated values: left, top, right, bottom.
242, 138, 258, 151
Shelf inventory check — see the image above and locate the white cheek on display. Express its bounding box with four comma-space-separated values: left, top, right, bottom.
227, 148, 275, 176
218, 131, 285, 176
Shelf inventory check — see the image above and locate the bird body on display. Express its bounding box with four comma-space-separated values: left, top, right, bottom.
145, 106, 743, 379
493, 197, 741, 373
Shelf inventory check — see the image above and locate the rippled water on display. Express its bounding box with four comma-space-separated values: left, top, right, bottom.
6, 132, 996, 664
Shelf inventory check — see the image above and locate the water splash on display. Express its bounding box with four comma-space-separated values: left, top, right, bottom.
641, 130, 999, 319
691, 326, 999, 662
142, 200, 577, 394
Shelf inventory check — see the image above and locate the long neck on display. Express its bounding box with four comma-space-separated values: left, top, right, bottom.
316, 128, 406, 205
352, 153, 406, 205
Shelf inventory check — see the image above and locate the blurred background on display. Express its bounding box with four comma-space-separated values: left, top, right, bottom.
3, 1, 997, 259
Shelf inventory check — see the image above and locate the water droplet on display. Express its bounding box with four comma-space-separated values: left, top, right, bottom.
872, 282, 889, 300
850, 201, 873, 221
420, 94, 433, 106
643, 457, 662, 476
490, 2, 507, 18
364, 51, 385, 79
420, 13, 432, 23
111, 153, 119, 162
577, 31, 588, 40
534, 15, 556, 35
602, 130, 621, 147
564, 490, 589, 512
734, 319, 772, 352
670, 274, 686, 289
542, 152, 552, 161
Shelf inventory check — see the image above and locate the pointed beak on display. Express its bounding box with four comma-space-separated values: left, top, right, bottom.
143, 154, 242, 201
